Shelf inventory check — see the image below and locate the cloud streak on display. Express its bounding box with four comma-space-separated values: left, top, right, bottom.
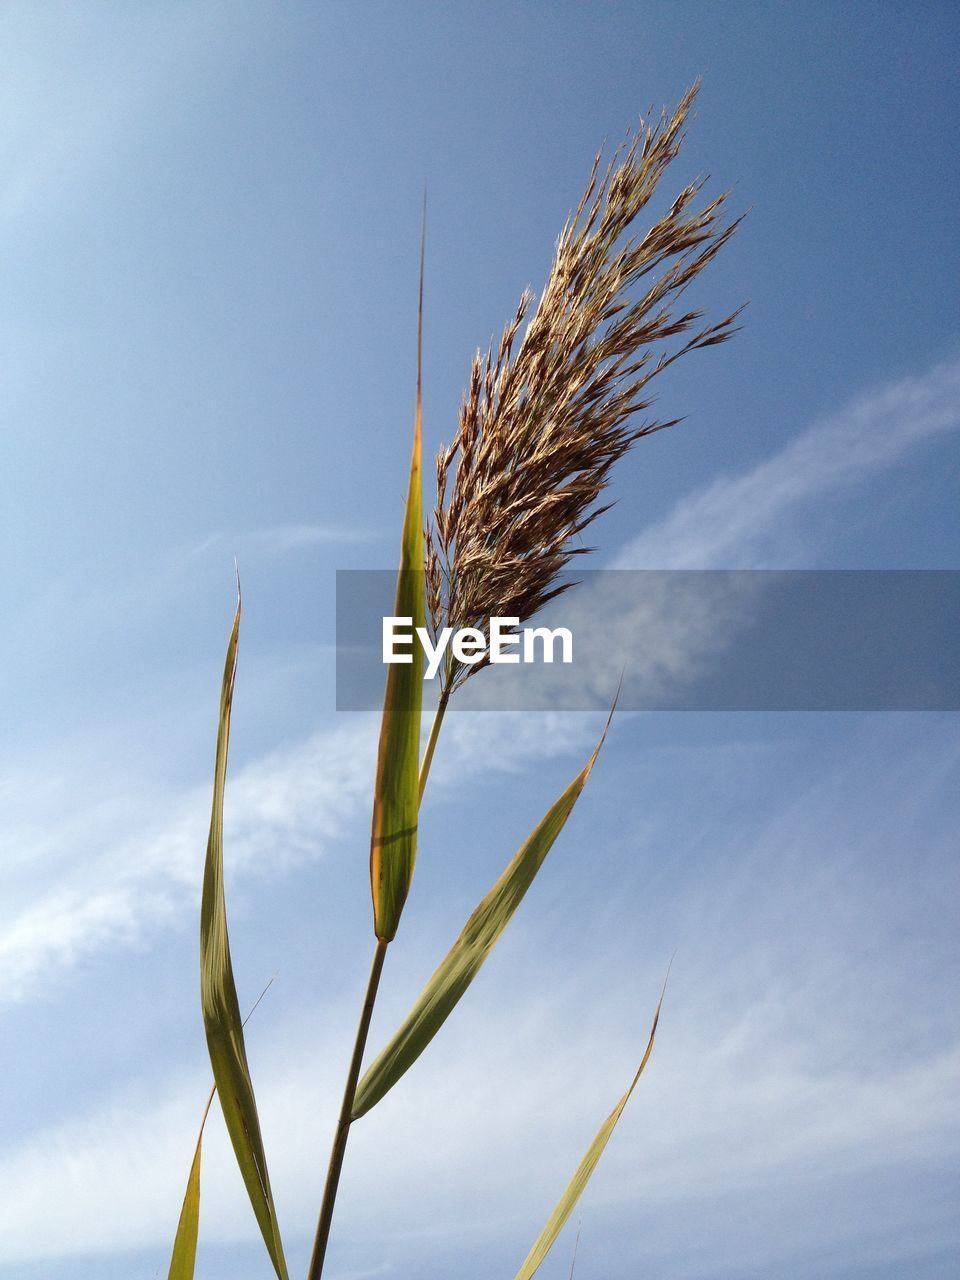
180, 524, 382, 564
0, 707, 597, 1004
5, 355, 959, 998
2, 356, 959, 1278
0, 720, 374, 1003
0, 721, 957, 1275
617, 353, 960, 568
460, 355, 960, 712
243, 524, 381, 555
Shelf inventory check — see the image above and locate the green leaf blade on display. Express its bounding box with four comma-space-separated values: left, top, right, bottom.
167, 1131, 202, 1280
514, 989, 665, 1280
200, 597, 289, 1280
369, 386, 425, 942
353, 713, 612, 1119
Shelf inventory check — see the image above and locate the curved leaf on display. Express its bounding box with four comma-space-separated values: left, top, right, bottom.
168, 980, 274, 1279
200, 593, 289, 1280
353, 710, 613, 1119
167, 1088, 213, 1280
167, 1137, 201, 1280
514, 986, 665, 1280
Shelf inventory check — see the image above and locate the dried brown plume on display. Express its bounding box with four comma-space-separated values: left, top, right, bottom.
427, 82, 744, 692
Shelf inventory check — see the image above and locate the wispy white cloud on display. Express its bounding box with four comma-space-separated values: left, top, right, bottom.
2, 357, 959, 1275
617, 353, 960, 569
0, 722, 956, 1273
179, 525, 381, 564
460, 354, 960, 710
0, 719, 375, 1003
5, 354, 959, 997
242, 523, 381, 555
0, 707, 596, 1005
4, 977, 955, 1270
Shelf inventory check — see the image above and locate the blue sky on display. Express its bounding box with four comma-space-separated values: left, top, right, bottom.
1, 3, 958, 1278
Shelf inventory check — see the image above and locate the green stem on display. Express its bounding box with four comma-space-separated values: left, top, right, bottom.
306, 937, 388, 1280
308, 690, 450, 1278
418, 688, 449, 801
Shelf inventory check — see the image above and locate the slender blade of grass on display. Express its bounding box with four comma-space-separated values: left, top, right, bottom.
167, 980, 274, 1280
513, 986, 666, 1280
369, 287, 425, 942
200, 592, 289, 1280
167, 1137, 201, 1280
353, 709, 614, 1119
166, 1088, 213, 1280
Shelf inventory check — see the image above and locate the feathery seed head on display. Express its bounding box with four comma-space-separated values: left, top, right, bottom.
428, 83, 744, 692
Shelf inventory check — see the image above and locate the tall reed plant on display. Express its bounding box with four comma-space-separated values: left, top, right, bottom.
168, 83, 742, 1279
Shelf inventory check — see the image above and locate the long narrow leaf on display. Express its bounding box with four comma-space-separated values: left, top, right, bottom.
369, 263, 425, 942
353, 710, 613, 1119
167, 1138, 201, 1280
167, 980, 274, 1280
514, 987, 666, 1280
167, 1088, 213, 1280
200, 593, 289, 1280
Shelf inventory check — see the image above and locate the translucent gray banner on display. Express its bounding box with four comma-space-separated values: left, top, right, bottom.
336, 570, 959, 711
